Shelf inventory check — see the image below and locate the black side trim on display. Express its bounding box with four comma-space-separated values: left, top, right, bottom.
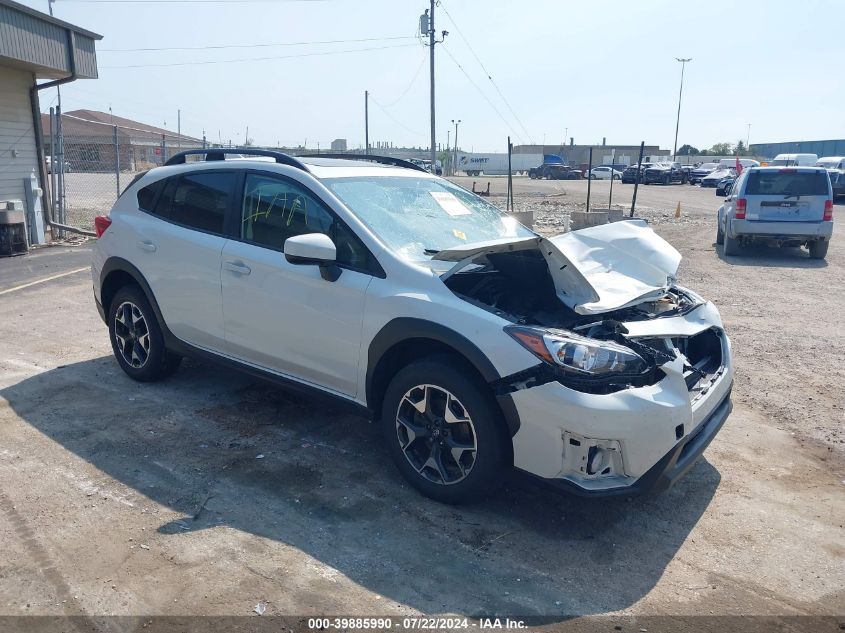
515, 386, 733, 498
366, 318, 520, 436
98, 257, 368, 417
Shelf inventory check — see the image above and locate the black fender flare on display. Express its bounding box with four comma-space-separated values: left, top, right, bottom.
366, 317, 520, 436
99, 257, 170, 337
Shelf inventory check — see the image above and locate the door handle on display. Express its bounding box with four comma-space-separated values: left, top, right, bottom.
224, 261, 251, 275
138, 240, 157, 252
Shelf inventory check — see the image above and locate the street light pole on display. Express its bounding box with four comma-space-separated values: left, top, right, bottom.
746, 123, 751, 151
672, 57, 692, 161
452, 119, 461, 176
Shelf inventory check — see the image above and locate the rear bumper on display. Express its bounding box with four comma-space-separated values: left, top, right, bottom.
729, 218, 833, 240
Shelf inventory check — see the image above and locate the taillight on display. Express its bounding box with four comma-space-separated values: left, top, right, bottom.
735, 198, 747, 219
94, 215, 112, 238
824, 199, 833, 221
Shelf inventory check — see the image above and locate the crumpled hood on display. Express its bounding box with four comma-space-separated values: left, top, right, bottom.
433, 219, 681, 315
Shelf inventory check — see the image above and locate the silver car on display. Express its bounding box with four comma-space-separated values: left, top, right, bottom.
716, 166, 833, 259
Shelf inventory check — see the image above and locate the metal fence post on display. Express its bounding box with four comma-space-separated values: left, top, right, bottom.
56, 104, 64, 237
630, 141, 645, 217
114, 125, 120, 199
49, 107, 57, 225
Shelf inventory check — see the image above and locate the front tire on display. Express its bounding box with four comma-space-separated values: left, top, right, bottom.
380, 357, 509, 503
108, 284, 182, 382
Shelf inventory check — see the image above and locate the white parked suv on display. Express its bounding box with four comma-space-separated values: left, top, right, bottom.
92, 149, 733, 503
716, 166, 834, 259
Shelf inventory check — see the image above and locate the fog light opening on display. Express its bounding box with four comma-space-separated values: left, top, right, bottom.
587, 446, 605, 475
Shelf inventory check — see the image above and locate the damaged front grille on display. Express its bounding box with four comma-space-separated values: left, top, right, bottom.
638, 328, 725, 397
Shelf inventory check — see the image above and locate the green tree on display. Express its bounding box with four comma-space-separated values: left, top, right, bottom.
678, 144, 700, 156
708, 142, 733, 155
734, 140, 748, 156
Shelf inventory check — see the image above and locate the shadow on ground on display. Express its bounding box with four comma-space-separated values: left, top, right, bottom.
2, 357, 721, 620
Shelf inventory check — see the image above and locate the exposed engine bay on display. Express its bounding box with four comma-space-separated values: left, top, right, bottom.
443, 246, 723, 395
443, 248, 699, 330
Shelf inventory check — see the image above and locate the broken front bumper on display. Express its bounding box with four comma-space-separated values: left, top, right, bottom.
516, 386, 732, 497
507, 306, 733, 496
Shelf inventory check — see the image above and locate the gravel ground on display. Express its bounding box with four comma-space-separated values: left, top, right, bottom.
0, 179, 842, 628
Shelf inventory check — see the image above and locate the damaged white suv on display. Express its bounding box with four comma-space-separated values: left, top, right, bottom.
92, 150, 733, 503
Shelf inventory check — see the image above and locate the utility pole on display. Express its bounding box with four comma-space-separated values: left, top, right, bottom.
245, 125, 249, 147
746, 123, 751, 151
672, 57, 692, 161
364, 90, 370, 155
421, 3, 447, 173
427, 2, 436, 171
452, 119, 460, 176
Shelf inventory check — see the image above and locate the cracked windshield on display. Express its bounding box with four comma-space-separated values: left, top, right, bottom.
324, 176, 534, 260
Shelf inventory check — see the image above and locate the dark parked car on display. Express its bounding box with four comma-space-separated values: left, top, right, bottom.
621, 163, 653, 184
689, 162, 719, 185
715, 176, 735, 196
643, 162, 687, 185
529, 163, 581, 180
827, 169, 845, 200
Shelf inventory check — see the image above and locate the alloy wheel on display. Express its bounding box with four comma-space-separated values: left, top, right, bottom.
395, 384, 478, 485
114, 301, 151, 369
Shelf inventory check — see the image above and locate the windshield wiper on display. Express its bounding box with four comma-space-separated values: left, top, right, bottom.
423, 248, 441, 255
783, 193, 801, 200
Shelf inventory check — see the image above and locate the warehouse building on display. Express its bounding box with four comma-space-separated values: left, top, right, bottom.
751, 139, 845, 160
0, 0, 100, 245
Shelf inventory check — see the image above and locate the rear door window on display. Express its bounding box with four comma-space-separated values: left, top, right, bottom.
160, 172, 236, 235
745, 171, 829, 196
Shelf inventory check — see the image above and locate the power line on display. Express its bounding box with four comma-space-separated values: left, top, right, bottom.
100, 35, 416, 52
369, 96, 427, 139
440, 43, 523, 144
378, 51, 428, 108
439, 0, 535, 145
101, 42, 419, 69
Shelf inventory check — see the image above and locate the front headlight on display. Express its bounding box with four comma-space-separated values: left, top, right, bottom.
506, 326, 647, 376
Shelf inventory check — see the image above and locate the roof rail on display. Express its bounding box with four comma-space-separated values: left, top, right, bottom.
163, 148, 309, 172
305, 153, 429, 173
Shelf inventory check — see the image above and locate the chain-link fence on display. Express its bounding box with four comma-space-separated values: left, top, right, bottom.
43, 110, 205, 231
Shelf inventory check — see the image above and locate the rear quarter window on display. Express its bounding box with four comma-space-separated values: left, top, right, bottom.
745, 172, 829, 196
137, 178, 166, 212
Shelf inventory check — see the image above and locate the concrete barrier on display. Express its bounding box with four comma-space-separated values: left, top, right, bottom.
570, 210, 608, 231
509, 210, 534, 229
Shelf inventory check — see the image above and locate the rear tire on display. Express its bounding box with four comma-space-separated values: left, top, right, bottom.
716, 221, 724, 245
380, 356, 509, 504
108, 285, 182, 382
808, 240, 829, 259
722, 234, 742, 256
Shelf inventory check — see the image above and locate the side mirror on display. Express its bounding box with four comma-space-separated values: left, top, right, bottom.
284, 233, 341, 281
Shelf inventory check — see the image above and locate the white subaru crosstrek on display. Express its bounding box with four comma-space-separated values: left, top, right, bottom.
92, 149, 733, 503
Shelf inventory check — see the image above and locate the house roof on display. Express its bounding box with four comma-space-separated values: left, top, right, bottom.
0, 0, 101, 40
1, 0, 100, 79
41, 110, 203, 144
